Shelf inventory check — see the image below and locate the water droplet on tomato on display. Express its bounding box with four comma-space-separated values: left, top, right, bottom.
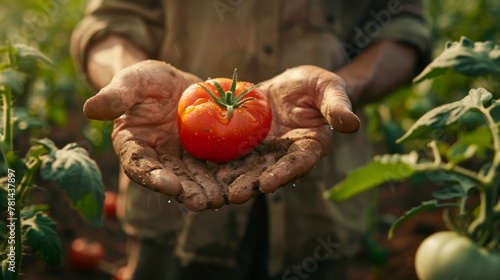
216, 112, 230, 125
185, 106, 196, 115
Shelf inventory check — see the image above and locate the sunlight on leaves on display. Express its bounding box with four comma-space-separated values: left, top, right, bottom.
414, 36, 500, 83
36, 138, 104, 227
326, 152, 419, 201
22, 210, 61, 265
397, 88, 493, 143
12, 44, 53, 67
0, 69, 26, 95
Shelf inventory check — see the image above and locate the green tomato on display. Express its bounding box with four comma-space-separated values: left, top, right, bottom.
415, 231, 500, 280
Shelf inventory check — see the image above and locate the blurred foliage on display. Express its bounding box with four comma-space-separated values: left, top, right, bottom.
0, 0, 112, 152
366, 0, 500, 154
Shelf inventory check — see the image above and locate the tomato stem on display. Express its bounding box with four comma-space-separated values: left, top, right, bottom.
198, 68, 259, 120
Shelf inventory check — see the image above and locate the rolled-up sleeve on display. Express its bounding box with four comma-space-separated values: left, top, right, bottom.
365, 0, 432, 70
70, 0, 164, 74
340, 0, 432, 71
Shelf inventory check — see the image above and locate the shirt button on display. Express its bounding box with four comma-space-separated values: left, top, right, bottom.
263, 44, 274, 55
273, 195, 281, 203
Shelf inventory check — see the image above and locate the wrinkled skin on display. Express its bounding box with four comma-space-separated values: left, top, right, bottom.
83, 60, 360, 211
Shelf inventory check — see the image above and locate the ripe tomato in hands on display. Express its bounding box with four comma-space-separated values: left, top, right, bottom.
178, 69, 272, 163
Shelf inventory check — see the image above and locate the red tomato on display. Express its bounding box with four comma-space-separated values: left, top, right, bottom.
178, 69, 272, 163
104, 191, 117, 218
68, 237, 105, 270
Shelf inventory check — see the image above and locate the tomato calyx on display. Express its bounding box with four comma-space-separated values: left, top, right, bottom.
198, 68, 260, 120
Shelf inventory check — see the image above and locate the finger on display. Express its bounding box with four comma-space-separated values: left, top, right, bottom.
220, 139, 291, 204
83, 60, 201, 120
159, 154, 208, 212
258, 138, 323, 193
216, 153, 260, 186
83, 65, 143, 120
227, 153, 277, 204
118, 140, 183, 197
182, 154, 226, 209
320, 83, 361, 134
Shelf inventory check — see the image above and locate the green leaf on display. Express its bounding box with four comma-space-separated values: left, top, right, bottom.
22, 211, 61, 265
326, 152, 419, 201
0, 69, 27, 94
36, 138, 104, 226
426, 172, 477, 196
12, 44, 53, 67
21, 204, 50, 219
455, 126, 492, 158
388, 200, 459, 239
397, 88, 493, 143
446, 142, 477, 164
490, 99, 500, 123
431, 185, 464, 200
413, 36, 500, 83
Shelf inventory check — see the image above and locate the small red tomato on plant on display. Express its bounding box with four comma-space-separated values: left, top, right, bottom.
104, 191, 118, 218
68, 237, 105, 270
178, 69, 272, 163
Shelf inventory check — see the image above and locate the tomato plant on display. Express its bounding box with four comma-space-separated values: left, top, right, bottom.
415, 231, 500, 280
68, 238, 105, 271
178, 69, 272, 163
327, 37, 500, 279
0, 44, 105, 280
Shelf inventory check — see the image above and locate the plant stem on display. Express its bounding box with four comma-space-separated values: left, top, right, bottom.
1, 86, 21, 279
11, 192, 22, 280
1, 87, 13, 156
481, 106, 500, 186
468, 185, 495, 247
464, 105, 500, 248
425, 141, 482, 184
18, 159, 41, 198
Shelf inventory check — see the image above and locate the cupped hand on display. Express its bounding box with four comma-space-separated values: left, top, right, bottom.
83, 61, 360, 211
220, 65, 360, 203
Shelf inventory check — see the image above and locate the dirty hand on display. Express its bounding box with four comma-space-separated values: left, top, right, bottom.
83, 61, 360, 211
221, 65, 360, 203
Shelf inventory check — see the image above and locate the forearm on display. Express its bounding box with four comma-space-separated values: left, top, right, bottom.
87, 35, 149, 90
336, 40, 418, 110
